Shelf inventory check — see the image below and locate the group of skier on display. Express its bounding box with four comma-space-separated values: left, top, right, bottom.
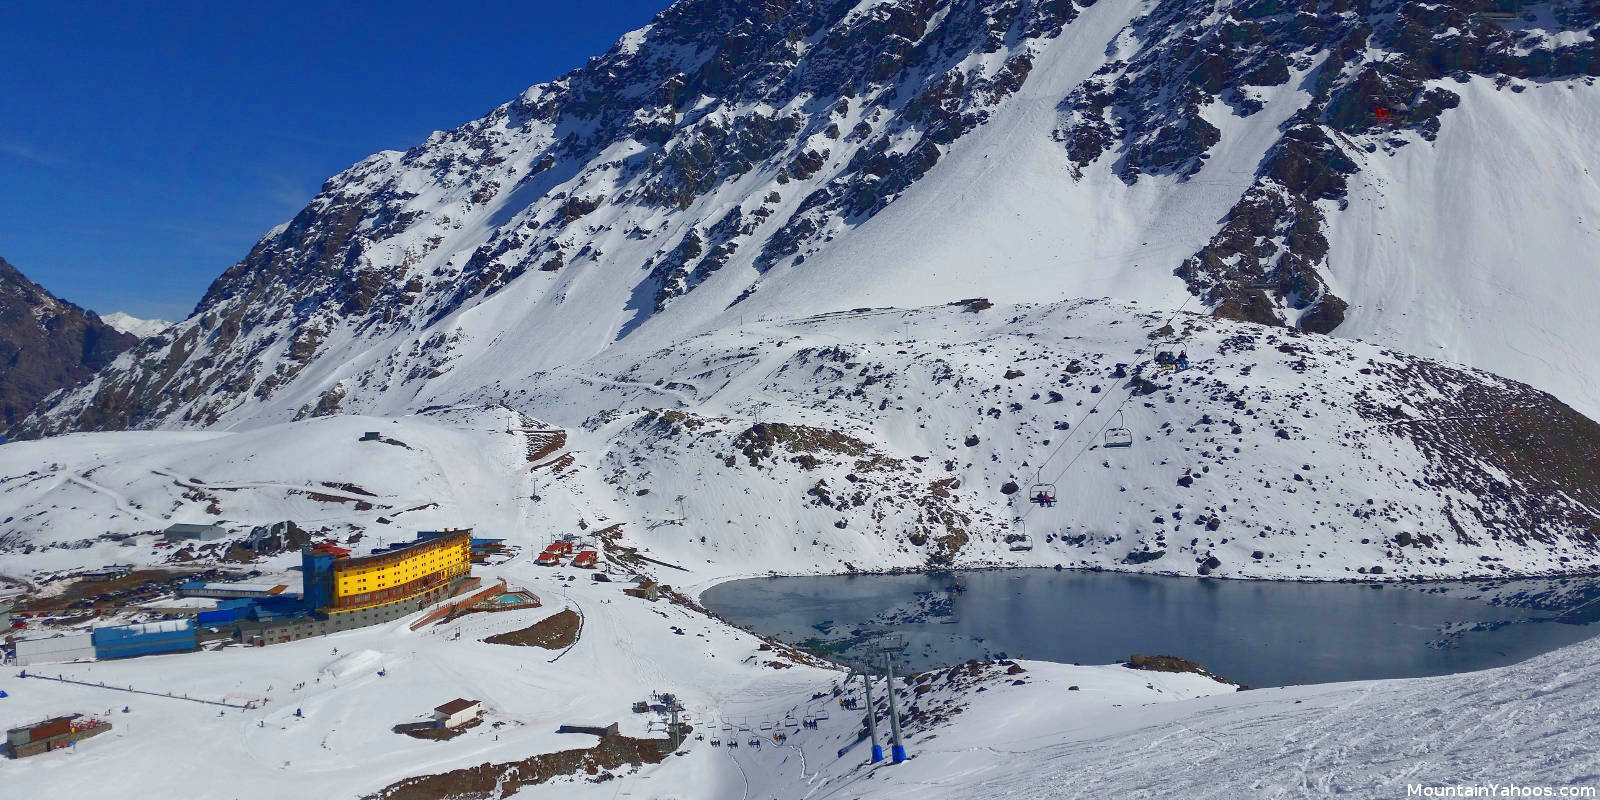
1155, 350, 1189, 371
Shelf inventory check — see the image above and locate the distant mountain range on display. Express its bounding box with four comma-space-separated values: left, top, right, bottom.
0, 256, 137, 433
101, 312, 172, 339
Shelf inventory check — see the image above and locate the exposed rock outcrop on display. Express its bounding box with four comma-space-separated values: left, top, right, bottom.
0, 256, 137, 432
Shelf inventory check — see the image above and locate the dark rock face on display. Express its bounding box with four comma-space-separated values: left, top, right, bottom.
240, 520, 311, 559
0, 256, 137, 432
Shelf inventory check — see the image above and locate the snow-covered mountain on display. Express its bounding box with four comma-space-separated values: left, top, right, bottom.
5, 300, 1598, 580
100, 312, 172, 339
15, 0, 1600, 438
0, 256, 137, 433
3, 0, 1597, 581
5, 4, 1599, 795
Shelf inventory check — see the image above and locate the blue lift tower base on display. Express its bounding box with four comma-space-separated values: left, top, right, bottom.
871, 745, 884, 763
892, 744, 907, 763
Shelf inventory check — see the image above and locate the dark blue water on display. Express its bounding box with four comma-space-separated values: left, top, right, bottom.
701, 570, 1600, 687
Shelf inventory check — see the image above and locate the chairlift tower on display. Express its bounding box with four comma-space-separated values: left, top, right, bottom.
856, 669, 883, 763
669, 697, 684, 751
655, 691, 685, 751
877, 634, 908, 764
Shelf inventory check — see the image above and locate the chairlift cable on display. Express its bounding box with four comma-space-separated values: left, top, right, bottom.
1015, 294, 1195, 526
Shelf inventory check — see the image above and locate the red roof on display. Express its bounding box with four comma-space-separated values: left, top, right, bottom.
434, 698, 480, 715
311, 543, 351, 558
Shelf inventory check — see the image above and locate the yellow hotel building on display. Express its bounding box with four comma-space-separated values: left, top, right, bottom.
325, 530, 471, 615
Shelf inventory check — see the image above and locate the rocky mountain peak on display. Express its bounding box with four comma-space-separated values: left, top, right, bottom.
0, 256, 138, 432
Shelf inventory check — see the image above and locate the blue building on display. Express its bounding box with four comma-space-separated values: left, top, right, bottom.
92, 620, 196, 660
301, 543, 345, 610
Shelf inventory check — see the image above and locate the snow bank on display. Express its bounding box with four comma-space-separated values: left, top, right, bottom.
324, 649, 384, 679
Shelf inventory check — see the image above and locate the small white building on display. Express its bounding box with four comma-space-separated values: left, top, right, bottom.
432, 698, 483, 729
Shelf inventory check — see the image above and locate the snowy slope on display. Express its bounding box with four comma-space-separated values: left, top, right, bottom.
483, 299, 1600, 582
5, 299, 1597, 583
0, 407, 546, 575
1327, 77, 1600, 420
726, 636, 1600, 800
723, 0, 1310, 322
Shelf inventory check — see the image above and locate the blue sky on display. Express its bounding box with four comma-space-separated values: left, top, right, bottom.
0, 1, 668, 321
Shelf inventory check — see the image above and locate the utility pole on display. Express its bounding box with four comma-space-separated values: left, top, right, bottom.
676, 495, 686, 526
860, 671, 882, 763
883, 651, 907, 763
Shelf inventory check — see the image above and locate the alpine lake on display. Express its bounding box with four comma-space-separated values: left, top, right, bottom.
701, 569, 1600, 687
